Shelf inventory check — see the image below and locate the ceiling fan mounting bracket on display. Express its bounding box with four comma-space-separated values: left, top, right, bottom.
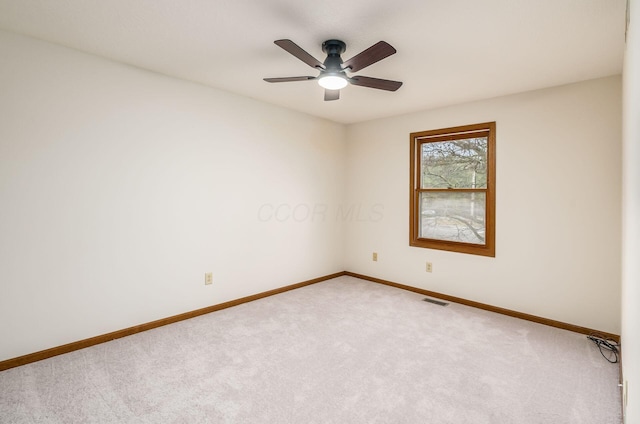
321, 40, 346, 55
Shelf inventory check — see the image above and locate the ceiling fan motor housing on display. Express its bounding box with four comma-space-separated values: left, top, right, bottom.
321, 40, 346, 71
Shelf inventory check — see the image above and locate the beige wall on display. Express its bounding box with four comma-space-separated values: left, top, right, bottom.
0, 30, 346, 361
345, 76, 622, 334
622, 0, 640, 421
0, 28, 625, 367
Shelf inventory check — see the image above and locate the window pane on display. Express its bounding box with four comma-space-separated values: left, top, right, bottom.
420, 192, 486, 245
421, 137, 487, 189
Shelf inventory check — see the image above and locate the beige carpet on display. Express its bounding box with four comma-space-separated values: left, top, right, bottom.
0, 276, 622, 423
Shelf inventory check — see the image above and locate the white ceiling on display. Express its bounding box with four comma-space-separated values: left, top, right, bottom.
0, 0, 625, 124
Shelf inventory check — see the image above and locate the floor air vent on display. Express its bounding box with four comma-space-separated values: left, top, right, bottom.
423, 298, 449, 306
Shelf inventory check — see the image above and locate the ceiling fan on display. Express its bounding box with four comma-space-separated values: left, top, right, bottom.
264, 39, 403, 101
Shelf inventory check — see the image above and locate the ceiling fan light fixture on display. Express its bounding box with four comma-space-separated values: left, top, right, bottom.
318, 74, 348, 90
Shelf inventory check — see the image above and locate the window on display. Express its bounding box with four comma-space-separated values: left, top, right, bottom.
410, 122, 495, 257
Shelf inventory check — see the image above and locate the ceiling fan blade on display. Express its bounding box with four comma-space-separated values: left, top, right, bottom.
349, 76, 403, 91
342, 41, 397, 72
263, 76, 316, 83
274, 39, 325, 69
324, 89, 340, 101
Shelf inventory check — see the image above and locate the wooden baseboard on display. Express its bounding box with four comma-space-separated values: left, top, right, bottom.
1, 269, 620, 372
345, 271, 621, 343
0, 271, 346, 372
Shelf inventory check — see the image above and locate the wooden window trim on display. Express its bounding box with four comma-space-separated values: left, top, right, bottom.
410, 122, 496, 257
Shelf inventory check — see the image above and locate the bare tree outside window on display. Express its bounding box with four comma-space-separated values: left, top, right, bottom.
410, 123, 495, 256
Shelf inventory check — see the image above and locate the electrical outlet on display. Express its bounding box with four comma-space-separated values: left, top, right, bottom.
205, 272, 213, 285
426, 262, 433, 273
372, 252, 378, 261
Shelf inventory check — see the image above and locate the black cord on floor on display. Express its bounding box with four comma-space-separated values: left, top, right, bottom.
587, 333, 619, 363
